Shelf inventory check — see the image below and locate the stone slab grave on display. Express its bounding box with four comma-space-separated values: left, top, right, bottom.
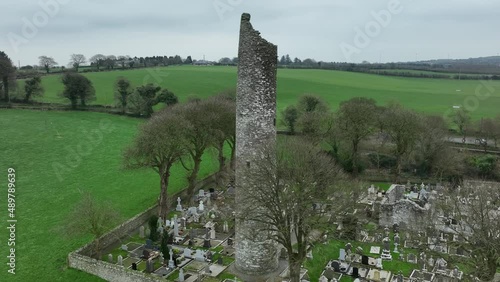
206, 264, 227, 277
370, 246, 381, 254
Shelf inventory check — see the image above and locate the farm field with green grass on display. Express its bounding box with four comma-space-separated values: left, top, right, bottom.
0, 109, 222, 282
23, 65, 500, 121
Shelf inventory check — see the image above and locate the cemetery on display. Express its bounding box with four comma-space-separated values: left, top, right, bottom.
65, 12, 500, 282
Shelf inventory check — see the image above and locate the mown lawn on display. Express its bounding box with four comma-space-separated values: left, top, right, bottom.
0, 109, 222, 282
20, 65, 500, 121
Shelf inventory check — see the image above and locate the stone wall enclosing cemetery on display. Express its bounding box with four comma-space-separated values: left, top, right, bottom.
68, 171, 223, 282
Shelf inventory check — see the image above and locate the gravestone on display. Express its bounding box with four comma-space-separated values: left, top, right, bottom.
121, 244, 128, 251
373, 270, 381, 281
181, 217, 186, 229
198, 200, 204, 212
218, 256, 224, 265
176, 197, 183, 211
397, 271, 403, 282
223, 221, 229, 233
183, 248, 192, 258
428, 256, 434, 267
108, 254, 113, 263
407, 253, 417, 264
361, 255, 369, 265
146, 259, 154, 273
131, 262, 137, 270
157, 217, 163, 228
383, 237, 390, 251
394, 233, 400, 244
189, 228, 196, 239
203, 238, 211, 248
206, 250, 213, 262
352, 267, 359, 278
319, 275, 329, 282
199, 189, 205, 198
188, 207, 197, 216
324, 268, 336, 279
117, 255, 123, 266
195, 249, 205, 261
168, 249, 175, 268
356, 246, 364, 254
145, 239, 153, 249
142, 250, 150, 259
330, 260, 340, 272
376, 257, 383, 268
227, 237, 233, 246
393, 223, 399, 233
339, 249, 346, 261
178, 268, 185, 282
173, 215, 179, 237
345, 243, 352, 255
139, 226, 145, 238
384, 226, 390, 237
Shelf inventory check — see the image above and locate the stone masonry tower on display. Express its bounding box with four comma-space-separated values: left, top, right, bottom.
234, 13, 279, 275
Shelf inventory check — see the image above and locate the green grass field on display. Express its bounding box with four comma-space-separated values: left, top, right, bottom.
0, 110, 221, 282
23, 66, 500, 121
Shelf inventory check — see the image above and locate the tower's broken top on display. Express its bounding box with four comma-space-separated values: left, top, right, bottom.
241, 13, 251, 21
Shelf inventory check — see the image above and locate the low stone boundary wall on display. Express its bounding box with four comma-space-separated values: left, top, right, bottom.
68, 253, 163, 282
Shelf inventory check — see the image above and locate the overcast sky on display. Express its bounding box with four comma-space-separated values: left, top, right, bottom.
1, 0, 499, 66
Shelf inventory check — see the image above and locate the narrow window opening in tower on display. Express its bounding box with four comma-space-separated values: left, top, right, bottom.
246, 161, 251, 168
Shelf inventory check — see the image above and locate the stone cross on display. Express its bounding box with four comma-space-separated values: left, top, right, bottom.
168, 249, 175, 268
176, 197, 183, 211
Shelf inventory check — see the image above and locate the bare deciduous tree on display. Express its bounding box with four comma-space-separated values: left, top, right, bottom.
382, 103, 422, 181
335, 97, 377, 176
240, 138, 358, 282
69, 54, 86, 72
433, 181, 500, 280
124, 109, 189, 219
64, 192, 121, 259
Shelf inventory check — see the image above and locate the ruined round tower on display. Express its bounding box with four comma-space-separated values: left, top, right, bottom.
234, 13, 279, 275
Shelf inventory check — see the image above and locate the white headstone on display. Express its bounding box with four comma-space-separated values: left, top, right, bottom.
157, 217, 163, 228
168, 249, 175, 268
173, 215, 179, 237
339, 249, 346, 261
199, 189, 205, 197
139, 226, 145, 238
195, 249, 205, 261
183, 248, 192, 258
108, 253, 113, 263
176, 197, 183, 211
117, 255, 123, 266
376, 257, 383, 269
223, 221, 229, 233
178, 268, 185, 282
198, 200, 204, 212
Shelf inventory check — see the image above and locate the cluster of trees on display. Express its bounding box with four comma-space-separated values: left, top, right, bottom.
88, 54, 191, 71
113, 77, 178, 117
123, 92, 236, 219
282, 95, 500, 182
